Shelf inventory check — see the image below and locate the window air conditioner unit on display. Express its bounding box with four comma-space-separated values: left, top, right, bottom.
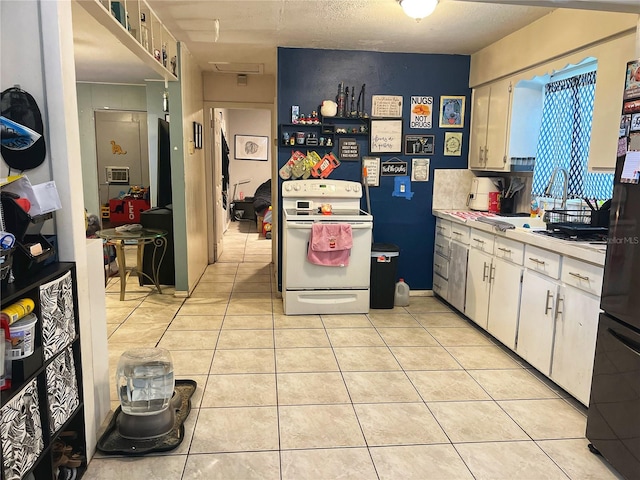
106, 166, 130, 184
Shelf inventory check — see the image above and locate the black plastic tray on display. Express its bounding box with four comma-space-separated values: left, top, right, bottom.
547, 222, 608, 236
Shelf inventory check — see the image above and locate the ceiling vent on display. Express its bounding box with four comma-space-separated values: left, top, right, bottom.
209, 63, 264, 75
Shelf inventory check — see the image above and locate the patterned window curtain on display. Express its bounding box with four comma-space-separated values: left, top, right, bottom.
532, 71, 613, 200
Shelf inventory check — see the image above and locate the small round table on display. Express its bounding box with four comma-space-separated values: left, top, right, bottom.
96, 227, 167, 301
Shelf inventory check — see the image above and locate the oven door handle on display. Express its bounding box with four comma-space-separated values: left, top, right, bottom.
286, 222, 372, 230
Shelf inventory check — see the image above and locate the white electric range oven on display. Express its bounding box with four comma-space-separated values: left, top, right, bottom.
282, 179, 373, 315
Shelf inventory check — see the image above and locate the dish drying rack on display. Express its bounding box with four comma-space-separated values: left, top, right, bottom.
543, 209, 592, 225
542, 209, 609, 231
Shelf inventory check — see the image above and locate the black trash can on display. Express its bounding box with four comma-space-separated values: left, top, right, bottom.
370, 243, 399, 309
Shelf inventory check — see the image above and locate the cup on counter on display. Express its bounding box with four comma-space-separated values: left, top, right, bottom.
488, 192, 500, 213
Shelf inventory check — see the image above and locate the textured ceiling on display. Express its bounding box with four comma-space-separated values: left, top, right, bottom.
72, 0, 638, 84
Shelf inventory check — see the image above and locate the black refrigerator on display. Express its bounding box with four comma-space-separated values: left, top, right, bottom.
586, 59, 640, 480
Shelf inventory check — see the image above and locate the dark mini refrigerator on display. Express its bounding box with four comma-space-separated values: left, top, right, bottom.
139, 206, 175, 286
586, 59, 640, 480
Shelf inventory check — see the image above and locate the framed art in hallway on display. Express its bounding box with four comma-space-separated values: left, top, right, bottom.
235, 135, 268, 161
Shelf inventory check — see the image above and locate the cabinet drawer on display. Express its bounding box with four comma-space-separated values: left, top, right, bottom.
435, 219, 452, 239
561, 257, 604, 296
450, 224, 471, 245
433, 254, 449, 280
433, 274, 448, 299
494, 236, 524, 265
470, 229, 494, 254
434, 234, 451, 259
525, 245, 561, 279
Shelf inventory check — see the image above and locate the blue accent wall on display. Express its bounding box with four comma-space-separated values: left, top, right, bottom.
278, 47, 470, 291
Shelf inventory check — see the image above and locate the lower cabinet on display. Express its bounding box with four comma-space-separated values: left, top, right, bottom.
487, 257, 523, 350
516, 270, 560, 375
465, 248, 492, 329
551, 285, 600, 405
448, 241, 468, 313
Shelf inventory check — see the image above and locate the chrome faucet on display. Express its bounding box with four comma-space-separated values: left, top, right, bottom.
544, 167, 569, 209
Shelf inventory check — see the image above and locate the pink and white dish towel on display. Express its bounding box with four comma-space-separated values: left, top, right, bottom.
307, 223, 353, 267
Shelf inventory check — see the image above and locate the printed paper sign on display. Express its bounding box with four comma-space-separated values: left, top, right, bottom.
444, 132, 463, 156
371, 95, 403, 118
410, 96, 433, 129
338, 138, 360, 160
363, 157, 380, 187
381, 161, 408, 176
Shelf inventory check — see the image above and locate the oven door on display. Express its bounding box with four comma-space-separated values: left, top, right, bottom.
284, 220, 372, 289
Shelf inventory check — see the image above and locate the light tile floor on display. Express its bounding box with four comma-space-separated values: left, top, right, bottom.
86, 221, 623, 480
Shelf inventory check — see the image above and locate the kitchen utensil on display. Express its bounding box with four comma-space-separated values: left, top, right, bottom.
584, 197, 597, 211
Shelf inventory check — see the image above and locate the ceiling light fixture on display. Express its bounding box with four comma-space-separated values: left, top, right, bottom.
398, 0, 438, 21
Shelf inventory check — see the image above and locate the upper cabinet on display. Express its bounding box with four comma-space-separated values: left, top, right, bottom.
469, 79, 512, 171
79, 0, 178, 81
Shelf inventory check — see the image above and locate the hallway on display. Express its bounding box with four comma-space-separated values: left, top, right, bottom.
85, 221, 621, 479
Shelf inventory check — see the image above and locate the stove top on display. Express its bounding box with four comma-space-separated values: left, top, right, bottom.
284, 208, 372, 222
534, 229, 608, 244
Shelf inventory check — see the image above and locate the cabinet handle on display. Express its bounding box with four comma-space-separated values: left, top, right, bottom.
569, 271, 590, 281
555, 295, 564, 320
482, 262, 489, 282
489, 264, 496, 283
529, 257, 546, 265
473, 238, 485, 244
479, 146, 485, 163
436, 243, 443, 250
544, 289, 554, 315
498, 247, 512, 253
452, 231, 462, 236
484, 146, 489, 163
437, 226, 444, 232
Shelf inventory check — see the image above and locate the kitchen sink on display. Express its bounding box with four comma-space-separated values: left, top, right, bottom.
493, 215, 547, 229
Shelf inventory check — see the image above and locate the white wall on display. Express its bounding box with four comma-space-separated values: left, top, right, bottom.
2, 0, 108, 458
177, 43, 207, 294
228, 108, 272, 199
76, 83, 147, 216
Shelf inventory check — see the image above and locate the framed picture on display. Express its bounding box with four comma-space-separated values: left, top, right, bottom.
444, 132, 463, 156
439, 96, 465, 128
370, 119, 403, 153
235, 135, 268, 161
193, 122, 203, 149
404, 134, 434, 155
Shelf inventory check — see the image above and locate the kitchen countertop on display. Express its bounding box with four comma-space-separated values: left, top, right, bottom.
433, 210, 606, 267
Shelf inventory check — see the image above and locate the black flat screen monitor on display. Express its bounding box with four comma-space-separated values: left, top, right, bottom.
157, 118, 172, 208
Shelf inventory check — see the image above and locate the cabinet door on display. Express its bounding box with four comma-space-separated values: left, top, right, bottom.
487, 258, 523, 350
516, 270, 559, 375
465, 248, 492, 328
469, 85, 490, 169
551, 286, 600, 405
485, 80, 512, 170
448, 241, 468, 313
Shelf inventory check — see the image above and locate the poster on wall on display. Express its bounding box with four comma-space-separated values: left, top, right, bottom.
410, 96, 433, 129
338, 138, 360, 160
235, 135, 268, 161
624, 60, 640, 100
370, 119, 402, 153
439, 96, 465, 128
371, 95, 403, 118
404, 135, 434, 155
411, 158, 430, 182
444, 132, 463, 156
363, 157, 380, 186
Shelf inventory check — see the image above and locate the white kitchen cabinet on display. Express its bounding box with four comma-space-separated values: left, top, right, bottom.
487, 257, 523, 350
551, 285, 600, 405
516, 270, 560, 375
465, 247, 492, 328
448, 241, 468, 313
469, 79, 513, 171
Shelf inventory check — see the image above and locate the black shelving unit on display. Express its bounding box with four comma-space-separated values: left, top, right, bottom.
278, 116, 370, 149
1, 263, 86, 480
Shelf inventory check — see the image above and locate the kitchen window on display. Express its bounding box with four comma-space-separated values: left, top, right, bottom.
532, 66, 614, 200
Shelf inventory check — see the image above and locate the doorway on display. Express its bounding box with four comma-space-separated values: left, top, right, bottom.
94, 110, 149, 214
207, 105, 274, 264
